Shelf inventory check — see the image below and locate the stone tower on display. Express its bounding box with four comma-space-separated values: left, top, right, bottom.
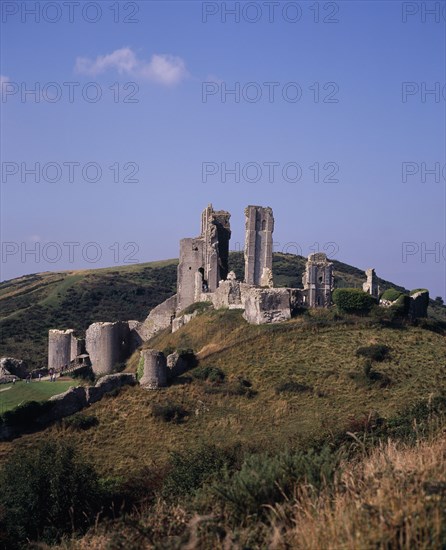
363, 268, 379, 298
302, 252, 334, 307
48, 329, 75, 370
85, 321, 130, 375
176, 204, 231, 312
244, 205, 274, 286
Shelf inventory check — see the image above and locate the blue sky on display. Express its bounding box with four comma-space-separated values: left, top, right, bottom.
1, 0, 445, 299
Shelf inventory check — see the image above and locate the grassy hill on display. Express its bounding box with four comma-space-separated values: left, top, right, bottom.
1, 252, 444, 370
0, 256, 445, 549
1, 307, 445, 478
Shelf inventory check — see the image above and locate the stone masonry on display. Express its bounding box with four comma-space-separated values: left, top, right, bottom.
363, 268, 379, 298
85, 321, 130, 375
177, 204, 231, 312
244, 205, 274, 287
302, 252, 334, 308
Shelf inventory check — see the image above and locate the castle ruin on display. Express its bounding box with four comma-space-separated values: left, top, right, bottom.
47, 204, 399, 382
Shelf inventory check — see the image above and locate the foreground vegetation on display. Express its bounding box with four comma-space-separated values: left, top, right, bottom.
1, 394, 445, 549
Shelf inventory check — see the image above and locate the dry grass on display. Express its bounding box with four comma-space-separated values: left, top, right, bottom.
270, 434, 446, 549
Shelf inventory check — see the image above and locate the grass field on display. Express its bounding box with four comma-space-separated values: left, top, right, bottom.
1, 309, 444, 477
0, 380, 75, 414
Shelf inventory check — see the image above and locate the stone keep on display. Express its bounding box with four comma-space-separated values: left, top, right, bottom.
139, 349, 167, 389
302, 252, 334, 308
48, 329, 76, 370
363, 268, 379, 298
85, 321, 130, 375
244, 205, 274, 286
177, 204, 231, 312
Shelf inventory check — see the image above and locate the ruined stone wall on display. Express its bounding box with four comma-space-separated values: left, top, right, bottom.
244, 205, 274, 286
243, 287, 291, 324
139, 294, 177, 341
85, 321, 130, 375
177, 205, 231, 312
177, 238, 205, 311
363, 268, 379, 298
302, 253, 334, 308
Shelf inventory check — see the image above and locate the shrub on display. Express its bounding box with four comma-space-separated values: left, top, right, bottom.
381, 288, 403, 302
276, 381, 313, 394
192, 366, 225, 383
356, 344, 391, 362
63, 414, 99, 431
204, 378, 257, 398
212, 446, 339, 522
332, 288, 376, 314
390, 294, 410, 317
0, 440, 101, 548
162, 445, 238, 501
152, 402, 188, 423
0, 400, 55, 432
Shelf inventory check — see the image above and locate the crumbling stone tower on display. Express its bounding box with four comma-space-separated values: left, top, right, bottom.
48, 329, 75, 370
177, 204, 231, 311
244, 205, 274, 287
85, 321, 130, 375
302, 252, 334, 307
363, 268, 379, 298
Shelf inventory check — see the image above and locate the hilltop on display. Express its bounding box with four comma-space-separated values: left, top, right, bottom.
1, 252, 444, 369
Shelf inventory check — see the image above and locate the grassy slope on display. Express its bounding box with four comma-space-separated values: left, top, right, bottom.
0, 380, 75, 413
2, 252, 444, 370
1, 309, 444, 477
0, 259, 178, 369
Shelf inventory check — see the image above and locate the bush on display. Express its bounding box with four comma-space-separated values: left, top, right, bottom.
63, 414, 99, 431
204, 378, 257, 398
276, 381, 313, 394
381, 288, 403, 302
152, 402, 189, 423
332, 288, 376, 314
390, 294, 410, 317
356, 344, 391, 362
0, 440, 101, 548
162, 445, 238, 501
212, 446, 339, 522
192, 366, 225, 383
0, 400, 55, 432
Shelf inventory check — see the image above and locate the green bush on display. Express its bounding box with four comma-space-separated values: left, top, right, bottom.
63, 414, 99, 431
152, 402, 188, 423
192, 366, 225, 383
0, 400, 55, 432
381, 288, 403, 302
276, 381, 313, 394
356, 344, 391, 362
390, 294, 411, 317
204, 378, 257, 398
0, 440, 101, 548
162, 445, 238, 501
212, 446, 339, 521
332, 288, 376, 314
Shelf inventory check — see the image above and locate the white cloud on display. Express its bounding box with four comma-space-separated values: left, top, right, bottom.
75, 48, 188, 86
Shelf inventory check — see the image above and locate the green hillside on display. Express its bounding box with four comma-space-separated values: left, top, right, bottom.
1, 252, 444, 369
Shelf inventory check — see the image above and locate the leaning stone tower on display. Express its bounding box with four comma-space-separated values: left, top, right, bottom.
244, 205, 274, 287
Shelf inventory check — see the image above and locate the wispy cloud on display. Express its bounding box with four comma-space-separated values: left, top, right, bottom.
75, 48, 188, 86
